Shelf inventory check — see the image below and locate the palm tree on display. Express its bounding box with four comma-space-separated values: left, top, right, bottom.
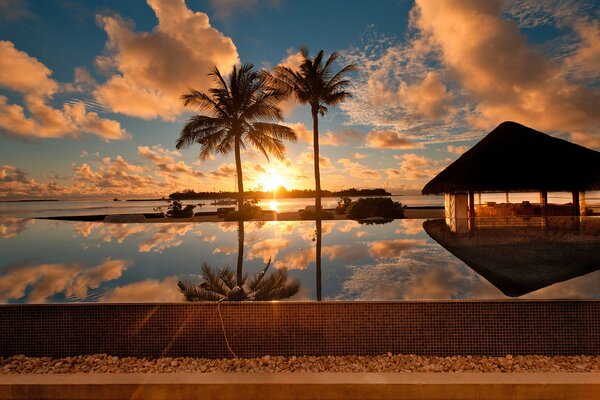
176, 63, 297, 218
270, 48, 356, 216
178, 259, 300, 302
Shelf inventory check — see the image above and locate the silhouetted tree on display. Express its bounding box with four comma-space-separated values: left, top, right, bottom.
178, 260, 300, 302
176, 63, 297, 217
270, 49, 356, 216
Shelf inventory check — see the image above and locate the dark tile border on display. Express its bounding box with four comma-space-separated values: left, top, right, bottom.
1, 301, 599, 358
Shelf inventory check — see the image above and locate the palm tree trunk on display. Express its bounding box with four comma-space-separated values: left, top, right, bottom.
237, 220, 244, 287
234, 134, 245, 215
234, 135, 245, 286
312, 107, 322, 216
315, 219, 322, 301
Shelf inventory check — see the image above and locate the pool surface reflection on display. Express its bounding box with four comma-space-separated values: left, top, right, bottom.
0, 217, 599, 303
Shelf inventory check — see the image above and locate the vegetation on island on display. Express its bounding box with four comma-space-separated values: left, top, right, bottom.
346, 197, 405, 220
168, 187, 390, 200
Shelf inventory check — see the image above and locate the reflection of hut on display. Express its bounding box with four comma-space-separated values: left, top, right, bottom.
423, 218, 600, 297
422, 121, 600, 232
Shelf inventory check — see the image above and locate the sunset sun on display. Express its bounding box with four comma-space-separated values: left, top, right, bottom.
259, 168, 288, 192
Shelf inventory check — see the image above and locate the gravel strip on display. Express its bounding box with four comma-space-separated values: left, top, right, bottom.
2, 354, 600, 374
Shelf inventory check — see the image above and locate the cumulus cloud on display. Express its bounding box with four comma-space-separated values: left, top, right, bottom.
138, 224, 193, 253
101, 276, 184, 302
337, 158, 381, 180
413, 0, 600, 140
0, 218, 33, 239
0, 41, 127, 141
342, 0, 600, 147
0, 258, 130, 303
366, 130, 425, 149
93, 0, 239, 120
320, 129, 364, 146
0, 164, 72, 199
446, 145, 469, 155
387, 153, 448, 180
368, 239, 423, 259
248, 238, 290, 262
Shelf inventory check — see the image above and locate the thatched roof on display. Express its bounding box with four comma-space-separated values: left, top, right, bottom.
422, 121, 600, 195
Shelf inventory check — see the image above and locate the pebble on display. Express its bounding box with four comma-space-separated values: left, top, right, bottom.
2, 354, 599, 374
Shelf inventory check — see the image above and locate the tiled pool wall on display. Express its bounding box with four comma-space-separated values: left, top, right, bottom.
1, 301, 599, 358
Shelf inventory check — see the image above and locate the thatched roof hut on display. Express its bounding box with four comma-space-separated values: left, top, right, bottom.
422, 121, 600, 195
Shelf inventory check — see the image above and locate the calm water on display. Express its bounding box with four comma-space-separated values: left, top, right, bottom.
1, 217, 599, 303
0, 196, 443, 218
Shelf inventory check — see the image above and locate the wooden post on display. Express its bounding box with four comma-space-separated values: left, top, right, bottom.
572, 191, 580, 217
505, 192, 509, 204
468, 191, 476, 220
579, 191, 587, 216
539, 191, 548, 217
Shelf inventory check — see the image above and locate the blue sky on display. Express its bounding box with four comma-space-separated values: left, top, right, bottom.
1, 0, 599, 199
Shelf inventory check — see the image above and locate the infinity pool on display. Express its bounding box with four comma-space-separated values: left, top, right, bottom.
1, 217, 599, 303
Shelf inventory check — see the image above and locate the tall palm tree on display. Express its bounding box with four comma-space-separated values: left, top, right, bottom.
270, 48, 356, 216
176, 63, 297, 218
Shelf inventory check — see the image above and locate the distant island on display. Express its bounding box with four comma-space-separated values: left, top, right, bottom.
168, 187, 391, 200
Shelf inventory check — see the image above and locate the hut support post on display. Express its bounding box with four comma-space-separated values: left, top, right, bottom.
505, 192, 509, 204
572, 191, 580, 217
579, 191, 587, 216
468, 191, 476, 220
539, 191, 548, 217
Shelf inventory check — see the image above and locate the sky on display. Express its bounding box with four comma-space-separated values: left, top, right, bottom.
1, 0, 600, 199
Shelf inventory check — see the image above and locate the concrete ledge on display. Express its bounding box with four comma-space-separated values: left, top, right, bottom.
2, 373, 600, 400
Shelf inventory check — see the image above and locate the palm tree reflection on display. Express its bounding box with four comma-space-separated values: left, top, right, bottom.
179, 221, 299, 301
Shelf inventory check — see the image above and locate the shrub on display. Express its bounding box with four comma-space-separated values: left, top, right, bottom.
300, 209, 335, 220
346, 197, 404, 220
223, 200, 263, 221
335, 197, 352, 214
154, 200, 196, 218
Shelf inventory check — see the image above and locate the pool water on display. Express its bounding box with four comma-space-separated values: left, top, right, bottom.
0, 217, 599, 303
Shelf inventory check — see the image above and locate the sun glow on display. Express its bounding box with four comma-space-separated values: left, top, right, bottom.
259, 168, 289, 192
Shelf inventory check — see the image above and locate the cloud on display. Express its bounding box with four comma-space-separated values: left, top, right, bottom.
0, 164, 71, 199
0, 41, 127, 141
413, 0, 600, 138
0, 259, 130, 303
366, 130, 425, 149
275, 248, 313, 270
568, 18, 600, 80
504, 0, 594, 28
284, 122, 312, 143
388, 153, 448, 180
446, 145, 469, 155
322, 244, 368, 262
336, 249, 499, 300
298, 151, 334, 169
138, 224, 193, 253
320, 129, 364, 146
93, 0, 239, 120
102, 276, 184, 302
368, 239, 423, 259
354, 152, 367, 159
248, 238, 290, 262
337, 158, 381, 180
0, 218, 33, 239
